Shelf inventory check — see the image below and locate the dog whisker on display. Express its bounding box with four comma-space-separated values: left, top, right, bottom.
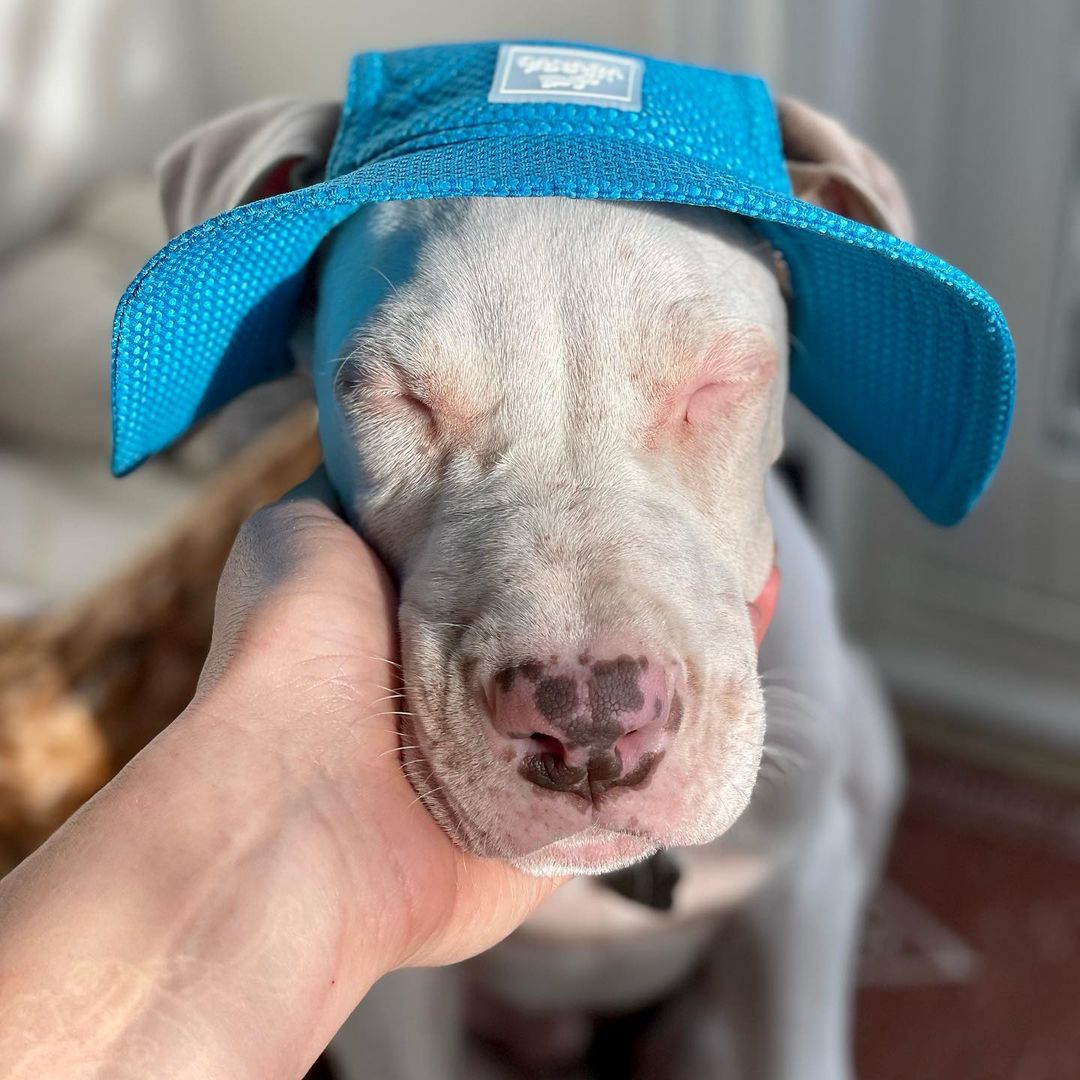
759, 666, 810, 684
763, 685, 816, 708
362, 652, 404, 671
356, 709, 416, 727
366, 693, 408, 708
760, 743, 807, 773
408, 785, 446, 810
375, 743, 422, 760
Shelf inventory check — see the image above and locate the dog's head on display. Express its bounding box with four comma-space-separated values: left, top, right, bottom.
160, 96, 911, 874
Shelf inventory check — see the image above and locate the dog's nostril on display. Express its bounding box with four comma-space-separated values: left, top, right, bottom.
614, 725, 651, 764
530, 732, 567, 760
521, 740, 585, 794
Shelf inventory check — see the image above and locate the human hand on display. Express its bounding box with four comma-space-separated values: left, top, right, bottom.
0, 469, 562, 1080
193, 467, 563, 970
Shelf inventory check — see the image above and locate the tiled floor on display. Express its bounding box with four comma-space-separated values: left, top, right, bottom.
855, 748, 1080, 1080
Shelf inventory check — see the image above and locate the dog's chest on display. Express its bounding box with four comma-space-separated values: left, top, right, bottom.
467, 840, 770, 1011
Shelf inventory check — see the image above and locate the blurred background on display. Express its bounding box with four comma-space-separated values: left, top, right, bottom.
2, 1, 1078, 1078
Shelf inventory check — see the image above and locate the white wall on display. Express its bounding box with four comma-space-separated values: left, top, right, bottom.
191, 0, 660, 109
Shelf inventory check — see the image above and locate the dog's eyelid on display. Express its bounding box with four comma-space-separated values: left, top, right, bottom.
699, 325, 778, 376
385, 385, 434, 411
336, 340, 429, 399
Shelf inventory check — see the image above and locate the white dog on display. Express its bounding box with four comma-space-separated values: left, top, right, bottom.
150, 90, 910, 1079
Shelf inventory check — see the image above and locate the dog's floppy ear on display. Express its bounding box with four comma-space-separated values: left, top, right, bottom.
776, 96, 915, 242
156, 98, 342, 237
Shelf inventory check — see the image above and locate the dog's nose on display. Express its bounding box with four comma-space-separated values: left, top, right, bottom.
484, 649, 678, 797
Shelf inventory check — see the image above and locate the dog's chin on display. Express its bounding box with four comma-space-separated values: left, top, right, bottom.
509, 830, 659, 878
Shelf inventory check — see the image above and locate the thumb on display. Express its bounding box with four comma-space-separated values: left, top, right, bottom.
196, 464, 384, 694
278, 462, 342, 510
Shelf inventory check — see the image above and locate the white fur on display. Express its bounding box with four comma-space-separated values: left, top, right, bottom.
313, 197, 788, 873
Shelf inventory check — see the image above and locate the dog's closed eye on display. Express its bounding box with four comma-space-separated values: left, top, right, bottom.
643, 328, 778, 445
339, 347, 433, 420
340, 346, 496, 462
683, 380, 756, 426
370, 386, 437, 432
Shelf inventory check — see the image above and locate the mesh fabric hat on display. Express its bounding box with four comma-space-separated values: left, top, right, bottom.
111, 40, 1015, 525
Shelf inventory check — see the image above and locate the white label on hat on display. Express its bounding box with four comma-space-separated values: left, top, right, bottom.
488, 44, 643, 111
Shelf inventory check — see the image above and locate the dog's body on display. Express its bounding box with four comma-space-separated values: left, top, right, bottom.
307, 196, 903, 1080
152, 89, 914, 1079
330, 463, 901, 1080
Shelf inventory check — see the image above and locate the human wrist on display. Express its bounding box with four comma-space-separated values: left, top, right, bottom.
0, 686, 400, 1079
154, 682, 412, 979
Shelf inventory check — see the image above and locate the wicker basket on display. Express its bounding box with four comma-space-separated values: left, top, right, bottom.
0, 405, 321, 868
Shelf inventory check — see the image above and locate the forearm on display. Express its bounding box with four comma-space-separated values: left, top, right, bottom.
0, 687, 394, 1079
0, 492, 562, 1078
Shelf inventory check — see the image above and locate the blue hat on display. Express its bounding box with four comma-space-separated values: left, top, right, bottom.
111, 41, 1014, 525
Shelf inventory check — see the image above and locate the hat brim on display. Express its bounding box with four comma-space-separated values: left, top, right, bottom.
112, 134, 1014, 525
